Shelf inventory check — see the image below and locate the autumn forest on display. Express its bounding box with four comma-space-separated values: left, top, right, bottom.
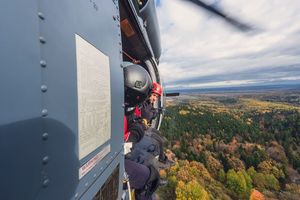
158, 89, 300, 200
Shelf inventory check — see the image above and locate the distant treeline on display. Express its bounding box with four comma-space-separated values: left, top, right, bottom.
166, 84, 300, 94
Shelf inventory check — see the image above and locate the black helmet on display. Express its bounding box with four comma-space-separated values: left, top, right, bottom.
124, 63, 152, 107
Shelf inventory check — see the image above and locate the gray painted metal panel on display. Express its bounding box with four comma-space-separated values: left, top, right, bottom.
0, 1, 44, 200
0, 0, 124, 199
0, 1, 42, 124
80, 153, 124, 200
36, 3, 79, 198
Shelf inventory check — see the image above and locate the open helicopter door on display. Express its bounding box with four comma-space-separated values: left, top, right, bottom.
0, 1, 124, 200
120, 0, 163, 130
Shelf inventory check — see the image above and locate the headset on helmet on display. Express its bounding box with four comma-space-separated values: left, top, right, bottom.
151, 82, 162, 96
124, 63, 152, 107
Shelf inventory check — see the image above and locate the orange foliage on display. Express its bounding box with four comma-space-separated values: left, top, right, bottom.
250, 189, 265, 200
160, 169, 167, 179
173, 140, 181, 149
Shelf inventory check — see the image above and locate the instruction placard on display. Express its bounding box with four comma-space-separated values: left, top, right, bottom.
75, 34, 111, 160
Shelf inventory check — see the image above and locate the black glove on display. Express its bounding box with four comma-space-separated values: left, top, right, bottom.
141, 105, 158, 122
127, 123, 145, 144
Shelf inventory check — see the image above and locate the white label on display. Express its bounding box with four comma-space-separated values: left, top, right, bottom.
124, 142, 133, 155
79, 145, 111, 179
75, 34, 111, 159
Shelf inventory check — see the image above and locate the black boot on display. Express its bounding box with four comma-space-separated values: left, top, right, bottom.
158, 156, 175, 169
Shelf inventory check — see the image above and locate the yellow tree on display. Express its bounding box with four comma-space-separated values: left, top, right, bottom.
176, 180, 209, 200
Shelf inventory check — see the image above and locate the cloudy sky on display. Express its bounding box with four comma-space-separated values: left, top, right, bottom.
155, 0, 300, 90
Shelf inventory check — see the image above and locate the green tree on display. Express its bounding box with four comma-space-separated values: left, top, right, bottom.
247, 167, 280, 191
218, 169, 226, 183
257, 160, 285, 179
226, 170, 245, 198
264, 174, 280, 191
239, 170, 253, 197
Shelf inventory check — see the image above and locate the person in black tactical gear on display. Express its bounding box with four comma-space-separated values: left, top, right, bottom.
123, 62, 162, 200
138, 82, 175, 169
123, 62, 152, 144
140, 82, 162, 126
124, 63, 152, 110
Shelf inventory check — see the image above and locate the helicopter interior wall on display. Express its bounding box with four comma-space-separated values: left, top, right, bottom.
1, 0, 124, 199
120, 0, 152, 62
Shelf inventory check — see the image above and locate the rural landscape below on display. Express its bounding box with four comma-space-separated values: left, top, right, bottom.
158, 84, 300, 200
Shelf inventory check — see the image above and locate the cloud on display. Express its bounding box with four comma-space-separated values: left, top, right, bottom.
156, 0, 300, 89
165, 64, 300, 89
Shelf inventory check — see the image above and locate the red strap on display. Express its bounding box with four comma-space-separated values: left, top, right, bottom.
134, 106, 141, 117
124, 116, 130, 142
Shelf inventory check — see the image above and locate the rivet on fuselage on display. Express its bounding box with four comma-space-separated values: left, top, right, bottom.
41, 85, 47, 92
38, 12, 45, 20
42, 132, 49, 140
42, 179, 50, 188
42, 156, 49, 165
39, 36, 46, 44
40, 60, 47, 67
42, 109, 48, 117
